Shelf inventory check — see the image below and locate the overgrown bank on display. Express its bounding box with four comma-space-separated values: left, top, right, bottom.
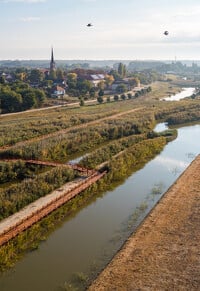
0, 135, 171, 272
0, 165, 77, 221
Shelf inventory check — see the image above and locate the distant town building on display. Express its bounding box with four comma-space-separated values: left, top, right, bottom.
51, 85, 65, 98
87, 74, 105, 87
0, 72, 14, 83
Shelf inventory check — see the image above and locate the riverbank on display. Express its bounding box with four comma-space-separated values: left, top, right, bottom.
89, 155, 200, 290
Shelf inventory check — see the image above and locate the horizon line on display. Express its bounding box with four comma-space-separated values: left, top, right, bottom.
1, 58, 200, 61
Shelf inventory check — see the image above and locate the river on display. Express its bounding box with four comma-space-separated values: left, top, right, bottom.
162, 87, 195, 101
0, 122, 199, 291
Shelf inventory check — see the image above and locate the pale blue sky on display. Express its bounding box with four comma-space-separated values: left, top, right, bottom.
0, 0, 200, 60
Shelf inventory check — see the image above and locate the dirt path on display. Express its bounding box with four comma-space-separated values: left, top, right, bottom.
89, 155, 200, 290
0, 107, 143, 151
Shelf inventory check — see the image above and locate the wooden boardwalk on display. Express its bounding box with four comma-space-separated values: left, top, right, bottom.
0, 164, 106, 247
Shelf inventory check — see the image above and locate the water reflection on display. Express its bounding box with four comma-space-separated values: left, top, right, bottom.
162, 87, 195, 101
154, 122, 168, 132
154, 156, 189, 171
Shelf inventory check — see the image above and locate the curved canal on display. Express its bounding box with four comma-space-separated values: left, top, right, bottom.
0, 123, 200, 291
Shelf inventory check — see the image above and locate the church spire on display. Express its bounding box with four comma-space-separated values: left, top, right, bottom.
50, 47, 56, 72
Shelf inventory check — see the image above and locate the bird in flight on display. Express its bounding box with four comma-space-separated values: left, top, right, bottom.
87, 23, 93, 27
164, 31, 169, 36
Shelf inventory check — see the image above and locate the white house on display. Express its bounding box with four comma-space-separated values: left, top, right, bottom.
87, 74, 105, 87
51, 85, 65, 98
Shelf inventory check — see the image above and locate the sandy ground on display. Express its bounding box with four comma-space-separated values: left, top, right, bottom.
89, 155, 200, 291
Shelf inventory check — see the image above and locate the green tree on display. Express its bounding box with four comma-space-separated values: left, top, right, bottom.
77, 80, 92, 95
67, 73, 77, 82
29, 69, 44, 84
97, 96, 104, 104
79, 98, 84, 106
121, 94, 126, 100
109, 69, 121, 81
147, 86, 152, 92
0, 76, 6, 84
128, 77, 140, 87
21, 90, 37, 110
98, 89, 104, 97
42, 79, 53, 88
0, 90, 22, 113
35, 89, 46, 104
114, 94, 119, 101
11, 81, 29, 91
106, 96, 111, 102
89, 87, 96, 98
116, 84, 127, 93
118, 63, 126, 78
56, 68, 64, 82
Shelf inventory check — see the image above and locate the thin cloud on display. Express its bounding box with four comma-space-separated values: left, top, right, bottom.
1, 0, 46, 3
173, 5, 200, 18
19, 16, 41, 21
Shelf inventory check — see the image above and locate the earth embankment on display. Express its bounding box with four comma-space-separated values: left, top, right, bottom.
89, 155, 200, 290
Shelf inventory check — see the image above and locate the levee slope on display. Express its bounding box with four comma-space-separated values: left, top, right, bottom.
89, 155, 200, 290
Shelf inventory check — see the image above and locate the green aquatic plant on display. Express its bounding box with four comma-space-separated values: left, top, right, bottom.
151, 182, 164, 196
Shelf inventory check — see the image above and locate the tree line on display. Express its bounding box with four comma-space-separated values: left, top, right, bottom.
0, 82, 46, 113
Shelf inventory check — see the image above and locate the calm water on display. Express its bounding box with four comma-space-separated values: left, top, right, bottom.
162, 87, 195, 101
0, 124, 200, 291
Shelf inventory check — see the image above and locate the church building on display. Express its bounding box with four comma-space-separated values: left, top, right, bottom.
50, 47, 56, 72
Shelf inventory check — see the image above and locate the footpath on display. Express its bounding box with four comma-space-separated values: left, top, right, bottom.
89, 155, 200, 290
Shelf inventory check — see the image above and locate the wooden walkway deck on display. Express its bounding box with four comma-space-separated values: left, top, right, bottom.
0, 163, 106, 247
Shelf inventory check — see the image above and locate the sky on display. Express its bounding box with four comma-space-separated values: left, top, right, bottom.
0, 0, 200, 60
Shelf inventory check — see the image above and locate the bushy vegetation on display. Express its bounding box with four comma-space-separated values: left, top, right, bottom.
0, 110, 155, 161
0, 104, 120, 147
0, 166, 76, 220
106, 137, 167, 181
0, 160, 49, 185
80, 134, 147, 168
155, 101, 200, 125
